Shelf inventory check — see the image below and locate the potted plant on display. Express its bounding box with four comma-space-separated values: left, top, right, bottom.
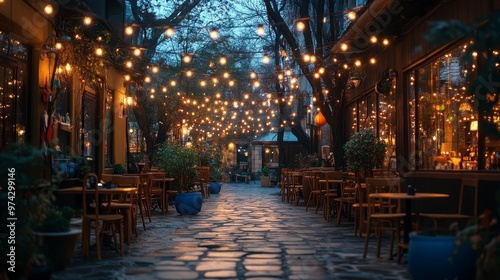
112, 163, 127, 175
0, 144, 65, 278
197, 142, 223, 194
156, 141, 202, 215
260, 166, 271, 187
408, 198, 500, 280
34, 206, 80, 272
343, 129, 387, 178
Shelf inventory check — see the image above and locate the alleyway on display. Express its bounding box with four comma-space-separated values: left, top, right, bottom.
53, 182, 411, 280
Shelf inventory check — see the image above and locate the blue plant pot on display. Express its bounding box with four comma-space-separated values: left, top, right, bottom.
175, 192, 203, 215
209, 181, 221, 194
68, 162, 76, 178
408, 233, 476, 280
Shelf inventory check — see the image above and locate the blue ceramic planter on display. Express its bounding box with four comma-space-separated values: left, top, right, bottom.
408, 233, 476, 280
209, 181, 221, 194
175, 192, 203, 215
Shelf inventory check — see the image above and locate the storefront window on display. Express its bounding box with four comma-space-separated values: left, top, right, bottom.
0, 31, 27, 148
409, 44, 478, 170
348, 102, 357, 136
379, 84, 397, 168
83, 92, 96, 157
104, 90, 114, 166
347, 88, 396, 169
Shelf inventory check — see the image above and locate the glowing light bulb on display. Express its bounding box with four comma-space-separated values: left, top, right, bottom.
165, 27, 174, 37
125, 26, 134, 35
83, 17, 92, 25
262, 54, 270, 64
95, 48, 103, 56
347, 11, 356, 21
296, 21, 305, 31
44, 4, 53, 15
209, 28, 219, 40
256, 24, 265, 36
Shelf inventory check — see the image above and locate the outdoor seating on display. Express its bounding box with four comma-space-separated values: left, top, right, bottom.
305, 170, 323, 212
318, 171, 342, 221
418, 178, 479, 231
362, 177, 404, 259
108, 175, 145, 233
195, 166, 211, 199
81, 173, 124, 261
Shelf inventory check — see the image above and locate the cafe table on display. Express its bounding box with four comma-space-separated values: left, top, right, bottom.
368, 192, 449, 261
57, 186, 138, 244
149, 173, 175, 213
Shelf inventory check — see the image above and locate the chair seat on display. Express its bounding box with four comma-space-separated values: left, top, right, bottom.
419, 213, 471, 219
85, 214, 123, 221
370, 213, 405, 219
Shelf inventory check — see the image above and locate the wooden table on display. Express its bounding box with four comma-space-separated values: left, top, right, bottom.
150, 175, 175, 213
368, 192, 449, 244
58, 186, 137, 244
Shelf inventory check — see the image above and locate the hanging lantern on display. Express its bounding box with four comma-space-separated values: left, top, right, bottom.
314, 111, 327, 126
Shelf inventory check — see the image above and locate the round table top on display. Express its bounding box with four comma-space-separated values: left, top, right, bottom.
369, 192, 449, 199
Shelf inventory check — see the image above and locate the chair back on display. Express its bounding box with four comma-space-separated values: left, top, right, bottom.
322, 171, 347, 195
365, 177, 402, 213
82, 173, 101, 219
459, 178, 479, 217
101, 173, 113, 183
196, 166, 211, 183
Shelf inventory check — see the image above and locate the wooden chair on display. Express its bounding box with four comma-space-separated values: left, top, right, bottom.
305, 170, 322, 212
419, 178, 479, 231
318, 171, 343, 221
149, 172, 168, 213
81, 173, 124, 260
195, 167, 211, 199
362, 177, 404, 259
289, 171, 304, 206
279, 168, 290, 202
334, 176, 357, 226
109, 175, 145, 233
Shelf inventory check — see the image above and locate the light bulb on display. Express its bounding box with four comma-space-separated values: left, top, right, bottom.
165, 27, 174, 37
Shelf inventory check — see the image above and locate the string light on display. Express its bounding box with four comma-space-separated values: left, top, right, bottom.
370, 36, 377, 43
340, 43, 348, 51
95, 47, 103, 56
165, 27, 174, 37
262, 53, 270, 64
125, 26, 134, 35
296, 21, 305, 31
209, 28, 219, 40
256, 24, 265, 36
347, 11, 357, 21
183, 54, 192, 63
44, 4, 53, 15
219, 55, 227, 65
83, 17, 92, 25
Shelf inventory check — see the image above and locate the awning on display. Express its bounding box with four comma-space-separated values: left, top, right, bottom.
252, 131, 299, 144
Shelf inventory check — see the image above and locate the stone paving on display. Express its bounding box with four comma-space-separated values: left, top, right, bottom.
52, 181, 411, 280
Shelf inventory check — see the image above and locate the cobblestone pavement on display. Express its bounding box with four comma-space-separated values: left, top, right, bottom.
52, 181, 411, 280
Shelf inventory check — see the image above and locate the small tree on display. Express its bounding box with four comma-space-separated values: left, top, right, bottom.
344, 129, 387, 178
156, 141, 198, 192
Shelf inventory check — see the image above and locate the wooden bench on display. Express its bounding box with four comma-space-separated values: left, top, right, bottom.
235, 174, 250, 182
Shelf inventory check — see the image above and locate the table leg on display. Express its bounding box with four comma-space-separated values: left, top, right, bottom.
404, 199, 412, 244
